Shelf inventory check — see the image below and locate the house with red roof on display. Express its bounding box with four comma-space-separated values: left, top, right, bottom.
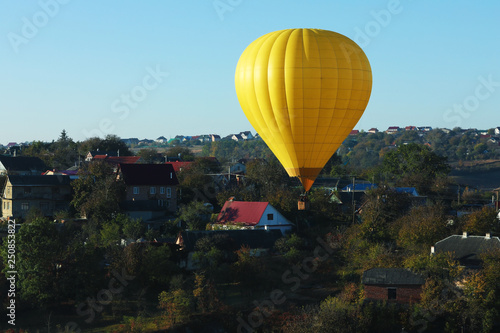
93, 155, 142, 170
165, 161, 193, 172
386, 126, 400, 134
117, 164, 179, 221
215, 200, 293, 235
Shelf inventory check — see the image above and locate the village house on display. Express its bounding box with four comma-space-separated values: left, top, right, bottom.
210, 134, 221, 142
215, 200, 293, 235
92, 155, 143, 171
117, 164, 179, 222
0, 156, 47, 175
239, 131, 254, 140
1, 175, 72, 220
431, 232, 500, 269
155, 136, 168, 144
386, 126, 400, 134
363, 268, 425, 304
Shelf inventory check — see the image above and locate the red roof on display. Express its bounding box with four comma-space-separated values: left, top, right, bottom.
118, 164, 179, 186
94, 156, 141, 165
349, 130, 359, 135
165, 161, 193, 172
216, 201, 269, 226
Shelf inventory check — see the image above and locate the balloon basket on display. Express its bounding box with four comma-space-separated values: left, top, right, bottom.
298, 194, 310, 211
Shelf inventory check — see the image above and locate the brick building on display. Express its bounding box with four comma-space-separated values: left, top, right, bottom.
362, 268, 425, 304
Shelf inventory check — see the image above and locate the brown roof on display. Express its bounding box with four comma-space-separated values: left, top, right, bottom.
118, 164, 179, 186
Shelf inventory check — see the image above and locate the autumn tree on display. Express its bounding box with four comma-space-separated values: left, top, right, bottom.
395, 204, 449, 253
359, 187, 411, 242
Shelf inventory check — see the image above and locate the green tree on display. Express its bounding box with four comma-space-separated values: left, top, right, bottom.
8, 218, 61, 307
71, 161, 125, 221
137, 147, 161, 163
359, 187, 411, 242
177, 201, 212, 230
78, 134, 132, 157
381, 143, 450, 194
166, 147, 194, 161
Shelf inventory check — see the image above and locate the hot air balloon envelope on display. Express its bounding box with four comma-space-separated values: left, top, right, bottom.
235, 29, 372, 191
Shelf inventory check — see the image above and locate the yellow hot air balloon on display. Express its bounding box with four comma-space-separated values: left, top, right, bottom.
235, 28, 372, 192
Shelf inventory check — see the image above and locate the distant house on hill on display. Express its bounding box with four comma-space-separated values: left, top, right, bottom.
405, 126, 417, 131
239, 131, 254, 140
210, 134, 221, 142
231, 134, 244, 142
0, 156, 47, 175
121, 138, 139, 146
349, 130, 359, 135
495, 127, 500, 135
363, 268, 425, 304
368, 128, 379, 134
386, 126, 400, 134
155, 136, 168, 144
216, 200, 293, 235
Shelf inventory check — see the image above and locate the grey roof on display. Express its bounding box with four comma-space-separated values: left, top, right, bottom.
434, 234, 500, 262
362, 268, 425, 285
0, 156, 47, 172
8, 175, 71, 186
178, 229, 282, 253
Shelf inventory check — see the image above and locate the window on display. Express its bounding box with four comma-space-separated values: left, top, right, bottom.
24, 187, 31, 194
133, 187, 139, 195
388, 288, 397, 300
166, 187, 172, 198
21, 203, 29, 211
150, 187, 156, 195
160, 187, 165, 194
267, 213, 274, 220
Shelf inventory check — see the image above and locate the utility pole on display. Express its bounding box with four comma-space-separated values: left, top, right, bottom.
352, 176, 355, 224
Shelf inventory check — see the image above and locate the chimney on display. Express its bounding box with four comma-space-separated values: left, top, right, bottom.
486, 233, 491, 239
462, 232, 468, 238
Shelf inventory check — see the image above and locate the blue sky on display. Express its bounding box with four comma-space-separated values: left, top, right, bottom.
1, 0, 499, 144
